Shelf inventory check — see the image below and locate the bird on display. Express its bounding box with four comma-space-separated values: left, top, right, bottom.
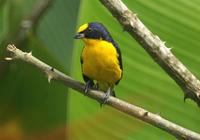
74, 22, 123, 105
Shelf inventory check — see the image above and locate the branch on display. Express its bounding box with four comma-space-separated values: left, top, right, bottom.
5, 44, 200, 140
1, 0, 53, 81
99, 0, 200, 106
14, 0, 53, 45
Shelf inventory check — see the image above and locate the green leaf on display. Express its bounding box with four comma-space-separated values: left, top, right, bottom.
37, 0, 80, 71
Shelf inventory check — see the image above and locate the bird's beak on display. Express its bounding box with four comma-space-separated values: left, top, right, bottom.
74, 33, 85, 39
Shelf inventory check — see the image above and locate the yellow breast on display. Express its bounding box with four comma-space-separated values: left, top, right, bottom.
81, 39, 122, 85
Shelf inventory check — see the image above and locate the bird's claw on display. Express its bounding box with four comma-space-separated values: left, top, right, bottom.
100, 87, 111, 107
84, 81, 93, 95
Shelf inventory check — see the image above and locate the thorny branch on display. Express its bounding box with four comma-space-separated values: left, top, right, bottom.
14, 0, 53, 45
0, 0, 53, 77
99, 0, 200, 106
5, 44, 200, 140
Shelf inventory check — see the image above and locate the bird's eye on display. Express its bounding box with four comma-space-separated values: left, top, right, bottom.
88, 28, 92, 32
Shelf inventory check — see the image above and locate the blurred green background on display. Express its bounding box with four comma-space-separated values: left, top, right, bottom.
0, 0, 200, 140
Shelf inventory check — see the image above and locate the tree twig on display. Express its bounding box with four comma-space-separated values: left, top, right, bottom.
99, 0, 200, 107
14, 0, 53, 45
0, 0, 53, 78
5, 44, 200, 140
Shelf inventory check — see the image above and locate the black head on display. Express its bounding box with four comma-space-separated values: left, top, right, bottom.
74, 22, 114, 43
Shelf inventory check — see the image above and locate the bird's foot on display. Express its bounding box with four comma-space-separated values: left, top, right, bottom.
84, 81, 94, 95
100, 87, 111, 107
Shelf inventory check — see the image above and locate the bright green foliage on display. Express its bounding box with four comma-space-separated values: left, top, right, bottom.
69, 0, 200, 140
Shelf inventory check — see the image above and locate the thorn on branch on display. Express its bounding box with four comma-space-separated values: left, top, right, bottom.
143, 111, 148, 117
47, 67, 55, 83
48, 75, 53, 83
168, 47, 172, 51
51, 67, 54, 71
184, 93, 189, 102
28, 51, 32, 56
5, 57, 13, 61
24, 51, 33, 57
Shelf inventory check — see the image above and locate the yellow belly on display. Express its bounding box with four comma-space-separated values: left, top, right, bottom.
81, 40, 122, 85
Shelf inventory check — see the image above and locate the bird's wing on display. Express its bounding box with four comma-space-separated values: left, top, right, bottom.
114, 43, 123, 85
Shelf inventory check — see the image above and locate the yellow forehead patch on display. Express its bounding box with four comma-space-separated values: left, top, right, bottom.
77, 23, 88, 33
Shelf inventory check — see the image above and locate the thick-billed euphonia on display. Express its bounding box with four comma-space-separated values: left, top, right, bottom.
74, 22, 123, 104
